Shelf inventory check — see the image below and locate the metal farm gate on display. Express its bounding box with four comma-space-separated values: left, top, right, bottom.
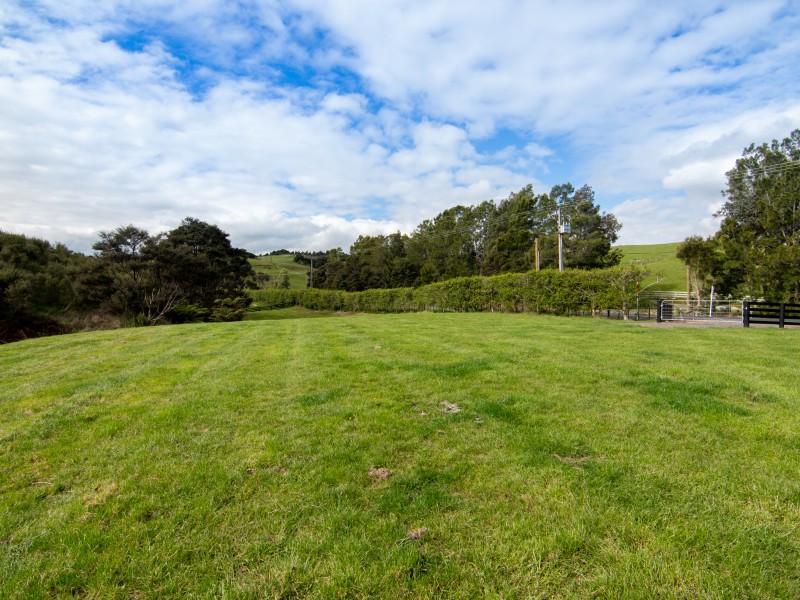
656, 298, 743, 324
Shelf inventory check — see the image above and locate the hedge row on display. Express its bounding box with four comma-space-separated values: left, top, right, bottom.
248, 267, 645, 317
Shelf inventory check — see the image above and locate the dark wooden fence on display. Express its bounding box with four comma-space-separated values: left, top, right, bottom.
743, 302, 800, 328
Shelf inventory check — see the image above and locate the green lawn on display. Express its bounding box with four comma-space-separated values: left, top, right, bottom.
250, 254, 310, 289
617, 242, 686, 292
1, 314, 799, 598
244, 307, 339, 321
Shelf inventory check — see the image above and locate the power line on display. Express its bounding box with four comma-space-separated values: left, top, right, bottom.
728, 159, 800, 179
666, 158, 800, 188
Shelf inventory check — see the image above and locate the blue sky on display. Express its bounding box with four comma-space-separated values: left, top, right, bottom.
1, 1, 799, 253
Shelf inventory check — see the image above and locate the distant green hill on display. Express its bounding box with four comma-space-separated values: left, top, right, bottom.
616, 242, 686, 292
250, 253, 310, 289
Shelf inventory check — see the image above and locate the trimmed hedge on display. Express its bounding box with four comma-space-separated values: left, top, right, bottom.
248, 267, 645, 317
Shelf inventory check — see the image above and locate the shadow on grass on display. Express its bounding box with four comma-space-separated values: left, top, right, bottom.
624, 374, 750, 416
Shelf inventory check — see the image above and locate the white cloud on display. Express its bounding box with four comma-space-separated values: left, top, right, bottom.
524, 143, 552, 159
296, 1, 790, 129
611, 196, 720, 245
1, 0, 799, 252
321, 93, 367, 115
0, 7, 526, 252
601, 102, 800, 243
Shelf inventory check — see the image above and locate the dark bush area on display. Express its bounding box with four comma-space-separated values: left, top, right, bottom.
1, 218, 254, 343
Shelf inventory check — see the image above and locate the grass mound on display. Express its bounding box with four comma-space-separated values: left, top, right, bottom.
1, 313, 799, 597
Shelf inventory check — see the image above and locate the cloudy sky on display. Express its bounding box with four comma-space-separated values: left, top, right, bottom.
1, 1, 799, 254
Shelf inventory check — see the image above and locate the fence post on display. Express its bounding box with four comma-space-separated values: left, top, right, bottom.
779, 303, 786, 328
743, 301, 750, 328
656, 299, 663, 323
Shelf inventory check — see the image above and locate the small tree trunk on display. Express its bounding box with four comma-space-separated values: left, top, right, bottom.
693, 272, 701, 308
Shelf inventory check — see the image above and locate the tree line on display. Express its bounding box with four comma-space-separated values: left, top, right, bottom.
677, 129, 800, 303
307, 183, 622, 291
1, 182, 621, 342
1, 218, 255, 342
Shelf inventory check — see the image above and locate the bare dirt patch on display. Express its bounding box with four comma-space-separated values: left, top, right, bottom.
368, 466, 393, 480
440, 401, 461, 414
83, 482, 119, 509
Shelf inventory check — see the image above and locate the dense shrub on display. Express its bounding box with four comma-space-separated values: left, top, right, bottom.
1, 231, 94, 342
248, 267, 645, 317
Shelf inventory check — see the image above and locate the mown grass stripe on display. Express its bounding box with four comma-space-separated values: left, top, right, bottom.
0, 313, 799, 598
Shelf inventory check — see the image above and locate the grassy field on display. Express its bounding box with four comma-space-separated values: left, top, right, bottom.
617, 242, 685, 291
1, 313, 799, 598
243, 307, 339, 321
250, 254, 310, 289
617, 242, 685, 292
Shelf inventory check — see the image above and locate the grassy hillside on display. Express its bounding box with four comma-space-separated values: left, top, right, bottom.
250, 253, 310, 289
617, 242, 686, 292
2, 314, 799, 598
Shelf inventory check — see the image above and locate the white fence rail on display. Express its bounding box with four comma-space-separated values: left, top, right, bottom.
639, 290, 687, 300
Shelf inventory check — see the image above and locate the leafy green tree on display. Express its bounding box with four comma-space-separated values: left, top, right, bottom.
154, 217, 255, 312
715, 129, 800, 301
560, 185, 623, 269
275, 268, 291, 289
602, 266, 648, 320
90, 225, 158, 318
0, 232, 86, 313
383, 233, 420, 288
314, 248, 347, 289
412, 205, 489, 282
93, 225, 151, 258
480, 184, 620, 274
90, 218, 255, 325
316, 235, 419, 292
708, 218, 749, 297
345, 235, 391, 290
480, 186, 549, 275
676, 235, 719, 305
1, 231, 90, 341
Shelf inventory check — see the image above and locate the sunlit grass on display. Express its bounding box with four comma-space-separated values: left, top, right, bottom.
618, 242, 685, 291
244, 307, 339, 321
1, 314, 799, 598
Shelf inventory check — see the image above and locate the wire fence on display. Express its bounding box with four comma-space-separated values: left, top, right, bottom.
657, 299, 743, 323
